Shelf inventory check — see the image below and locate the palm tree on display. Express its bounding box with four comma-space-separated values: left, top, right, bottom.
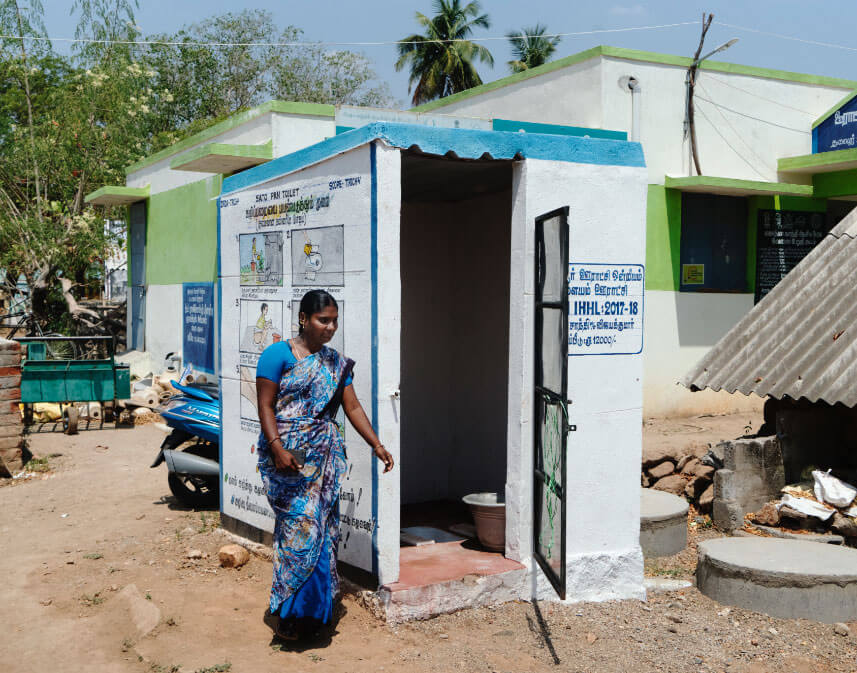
506, 24, 560, 73
395, 0, 494, 106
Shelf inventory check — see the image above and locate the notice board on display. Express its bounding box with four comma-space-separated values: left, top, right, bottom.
755, 210, 827, 303
182, 282, 215, 374
218, 145, 376, 573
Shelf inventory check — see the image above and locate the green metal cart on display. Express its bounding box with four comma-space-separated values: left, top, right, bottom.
16, 336, 131, 434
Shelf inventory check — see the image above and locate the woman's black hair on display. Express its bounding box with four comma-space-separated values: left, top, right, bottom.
298, 290, 338, 334
260, 302, 268, 312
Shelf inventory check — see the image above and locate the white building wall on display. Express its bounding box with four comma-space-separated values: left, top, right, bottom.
430, 57, 604, 129
271, 113, 336, 158
143, 283, 183, 368
599, 57, 851, 184
509, 158, 648, 603
643, 290, 764, 417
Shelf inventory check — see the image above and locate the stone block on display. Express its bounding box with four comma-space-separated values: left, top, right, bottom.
695, 464, 715, 480
755, 503, 780, 526
0, 400, 19, 414
0, 375, 21, 390
0, 354, 21, 367
676, 455, 693, 472
832, 513, 857, 538
642, 446, 680, 468
218, 544, 250, 568
652, 474, 686, 496
680, 458, 701, 475
712, 498, 745, 532
698, 484, 714, 513
648, 461, 675, 479
0, 446, 23, 475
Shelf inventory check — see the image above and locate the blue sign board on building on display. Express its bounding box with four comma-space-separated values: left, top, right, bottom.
814, 93, 857, 153
182, 282, 215, 374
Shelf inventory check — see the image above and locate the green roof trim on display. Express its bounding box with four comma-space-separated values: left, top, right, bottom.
412, 45, 857, 113
169, 141, 273, 172
84, 184, 150, 206
664, 175, 813, 197
778, 148, 857, 174
125, 101, 335, 176
812, 89, 857, 129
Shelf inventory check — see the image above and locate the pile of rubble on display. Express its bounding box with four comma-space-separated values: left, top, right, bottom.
748, 470, 857, 545
641, 444, 715, 512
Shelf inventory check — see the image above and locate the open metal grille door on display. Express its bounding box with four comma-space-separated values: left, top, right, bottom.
533, 206, 570, 599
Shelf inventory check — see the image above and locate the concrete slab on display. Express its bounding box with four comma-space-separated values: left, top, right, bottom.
379, 540, 526, 623
697, 537, 857, 623
640, 488, 688, 557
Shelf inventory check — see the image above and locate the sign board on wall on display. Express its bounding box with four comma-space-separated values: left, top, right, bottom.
182, 282, 215, 374
755, 210, 827, 303
568, 263, 644, 356
218, 145, 377, 573
814, 94, 857, 153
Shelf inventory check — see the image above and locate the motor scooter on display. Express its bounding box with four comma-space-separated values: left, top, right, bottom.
150, 379, 221, 508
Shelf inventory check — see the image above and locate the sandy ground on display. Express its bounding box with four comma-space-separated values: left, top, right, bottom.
2, 414, 856, 673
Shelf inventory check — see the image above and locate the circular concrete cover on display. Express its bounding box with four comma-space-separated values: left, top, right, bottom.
699, 537, 857, 583
641, 488, 688, 523
697, 537, 857, 622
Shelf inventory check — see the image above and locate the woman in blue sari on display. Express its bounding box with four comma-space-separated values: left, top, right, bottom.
256, 290, 394, 641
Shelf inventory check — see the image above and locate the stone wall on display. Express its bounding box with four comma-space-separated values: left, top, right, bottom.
0, 338, 23, 476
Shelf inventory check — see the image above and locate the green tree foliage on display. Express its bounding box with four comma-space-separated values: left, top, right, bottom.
395, 0, 493, 106
0, 4, 393, 331
146, 9, 393, 132
506, 24, 560, 73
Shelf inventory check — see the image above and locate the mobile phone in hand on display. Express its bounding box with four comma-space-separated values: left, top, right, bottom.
287, 448, 306, 468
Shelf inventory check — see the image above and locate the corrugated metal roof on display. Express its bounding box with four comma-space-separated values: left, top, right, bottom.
681, 209, 857, 406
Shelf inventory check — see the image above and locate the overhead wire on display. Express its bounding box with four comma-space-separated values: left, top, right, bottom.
694, 82, 774, 179
693, 101, 771, 180
0, 21, 699, 48
699, 73, 819, 116
719, 21, 857, 54
693, 95, 809, 134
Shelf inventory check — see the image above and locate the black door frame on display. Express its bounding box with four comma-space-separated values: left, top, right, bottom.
533, 206, 570, 600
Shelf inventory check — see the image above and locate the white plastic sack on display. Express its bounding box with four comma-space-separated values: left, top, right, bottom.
777, 493, 835, 521
812, 469, 857, 508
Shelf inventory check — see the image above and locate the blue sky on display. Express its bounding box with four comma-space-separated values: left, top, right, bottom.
42, 1, 857, 107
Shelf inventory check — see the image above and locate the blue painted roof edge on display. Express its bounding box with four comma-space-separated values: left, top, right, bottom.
222, 121, 645, 194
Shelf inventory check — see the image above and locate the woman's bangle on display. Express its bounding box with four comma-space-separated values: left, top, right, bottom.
373, 443, 384, 451
269, 437, 283, 448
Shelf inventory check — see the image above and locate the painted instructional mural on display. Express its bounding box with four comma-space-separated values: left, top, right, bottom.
219, 146, 376, 573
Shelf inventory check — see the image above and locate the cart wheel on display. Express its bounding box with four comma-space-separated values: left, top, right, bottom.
63, 406, 79, 435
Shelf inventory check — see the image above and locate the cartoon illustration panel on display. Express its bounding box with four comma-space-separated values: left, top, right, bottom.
239, 299, 284, 355
291, 225, 345, 287
239, 231, 283, 286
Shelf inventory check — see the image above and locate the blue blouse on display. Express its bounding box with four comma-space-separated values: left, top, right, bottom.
256, 341, 353, 386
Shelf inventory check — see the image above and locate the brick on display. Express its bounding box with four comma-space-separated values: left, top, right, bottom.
0, 375, 21, 390
0, 412, 23, 427
0, 435, 21, 450
0, 424, 23, 437
0, 388, 20, 402
0, 366, 21, 377
0, 339, 21, 353
0, 354, 21, 367
0, 446, 24, 473
0, 400, 20, 414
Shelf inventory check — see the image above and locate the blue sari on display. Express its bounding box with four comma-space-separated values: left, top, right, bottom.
257, 345, 352, 622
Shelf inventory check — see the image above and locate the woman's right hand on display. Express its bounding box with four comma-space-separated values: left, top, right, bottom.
272, 445, 301, 472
